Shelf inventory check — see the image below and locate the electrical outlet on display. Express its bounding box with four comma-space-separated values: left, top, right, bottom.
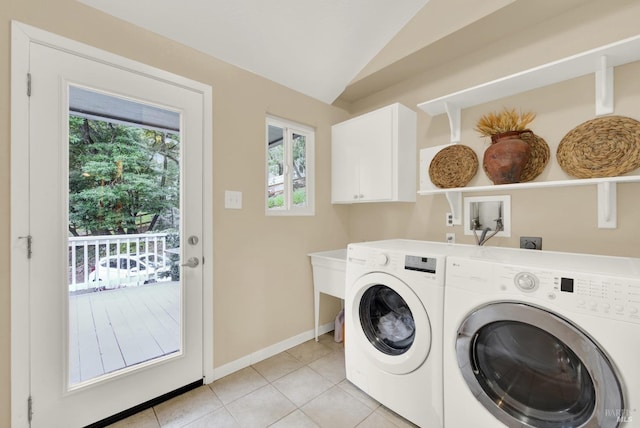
446, 233, 455, 244
446, 212, 454, 226
520, 237, 542, 250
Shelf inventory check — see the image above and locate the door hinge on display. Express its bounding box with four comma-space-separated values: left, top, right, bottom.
19, 235, 33, 259
27, 73, 31, 97
28, 395, 33, 423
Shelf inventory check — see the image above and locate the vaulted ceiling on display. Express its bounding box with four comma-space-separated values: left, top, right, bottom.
78, 0, 594, 106
77, 0, 428, 104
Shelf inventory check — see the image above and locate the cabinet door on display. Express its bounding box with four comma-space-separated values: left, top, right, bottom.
331, 120, 361, 203
357, 107, 393, 201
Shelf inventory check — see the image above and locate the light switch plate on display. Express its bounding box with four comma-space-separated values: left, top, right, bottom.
225, 190, 242, 209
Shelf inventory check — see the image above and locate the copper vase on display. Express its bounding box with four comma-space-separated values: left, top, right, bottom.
483, 131, 531, 184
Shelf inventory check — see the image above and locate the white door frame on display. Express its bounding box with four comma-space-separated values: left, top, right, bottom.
10, 21, 214, 427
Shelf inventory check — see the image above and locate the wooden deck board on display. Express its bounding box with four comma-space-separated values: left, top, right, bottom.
75, 293, 105, 381
68, 295, 81, 385
90, 293, 126, 374
111, 289, 163, 365
68, 282, 180, 386
128, 287, 181, 353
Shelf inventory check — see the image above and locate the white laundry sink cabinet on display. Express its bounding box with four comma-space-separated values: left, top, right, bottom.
308, 249, 347, 341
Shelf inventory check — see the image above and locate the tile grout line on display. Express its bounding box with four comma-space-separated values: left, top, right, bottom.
125, 334, 412, 427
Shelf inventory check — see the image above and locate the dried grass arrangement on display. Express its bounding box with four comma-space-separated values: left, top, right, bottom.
475, 108, 536, 137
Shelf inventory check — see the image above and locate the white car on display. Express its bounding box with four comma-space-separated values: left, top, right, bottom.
88, 254, 170, 290
135, 253, 172, 282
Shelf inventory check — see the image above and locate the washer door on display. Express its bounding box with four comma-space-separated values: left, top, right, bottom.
349, 272, 431, 375
456, 302, 624, 428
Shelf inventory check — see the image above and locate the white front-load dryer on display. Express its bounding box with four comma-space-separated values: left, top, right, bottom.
345, 239, 474, 427
444, 247, 640, 428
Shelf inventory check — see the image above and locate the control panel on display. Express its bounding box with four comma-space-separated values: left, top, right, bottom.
404, 255, 437, 274
496, 265, 640, 323
364, 251, 399, 270
351, 248, 440, 280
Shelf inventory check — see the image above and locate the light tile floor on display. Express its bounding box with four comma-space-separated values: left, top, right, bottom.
108, 333, 417, 428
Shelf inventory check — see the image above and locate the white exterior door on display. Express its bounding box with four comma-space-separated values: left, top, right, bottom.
11, 23, 213, 428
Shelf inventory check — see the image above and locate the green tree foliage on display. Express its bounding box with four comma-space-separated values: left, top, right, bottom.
266, 127, 307, 208
291, 133, 306, 186
68, 116, 179, 236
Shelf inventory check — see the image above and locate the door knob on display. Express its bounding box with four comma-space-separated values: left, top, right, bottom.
181, 257, 199, 268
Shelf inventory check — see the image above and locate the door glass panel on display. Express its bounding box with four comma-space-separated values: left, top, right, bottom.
67, 86, 182, 388
473, 321, 596, 426
359, 285, 415, 355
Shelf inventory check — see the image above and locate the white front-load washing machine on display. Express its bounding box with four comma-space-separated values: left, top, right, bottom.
345, 239, 474, 427
444, 247, 640, 428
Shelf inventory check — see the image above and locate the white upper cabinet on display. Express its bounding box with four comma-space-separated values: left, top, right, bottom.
331, 103, 417, 204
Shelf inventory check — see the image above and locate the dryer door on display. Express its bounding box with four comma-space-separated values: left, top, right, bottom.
456, 302, 624, 428
348, 272, 431, 375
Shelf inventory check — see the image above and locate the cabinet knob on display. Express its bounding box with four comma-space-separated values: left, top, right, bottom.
353, 195, 359, 199
359, 194, 364, 198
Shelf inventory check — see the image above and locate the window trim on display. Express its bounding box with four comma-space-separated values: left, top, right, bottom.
265, 115, 315, 216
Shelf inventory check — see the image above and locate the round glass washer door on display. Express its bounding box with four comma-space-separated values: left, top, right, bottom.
348, 272, 431, 375
456, 302, 624, 428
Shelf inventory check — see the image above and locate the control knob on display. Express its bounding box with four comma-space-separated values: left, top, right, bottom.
514, 272, 539, 292
374, 253, 389, 266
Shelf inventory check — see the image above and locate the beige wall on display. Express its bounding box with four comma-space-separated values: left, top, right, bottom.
0, 0, 348, 424
346, 0, 640, 258
350, 0, 517, 83
3, 0, 640, 425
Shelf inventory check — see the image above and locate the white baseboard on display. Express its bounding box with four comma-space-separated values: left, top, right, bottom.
210, 322, 335, 382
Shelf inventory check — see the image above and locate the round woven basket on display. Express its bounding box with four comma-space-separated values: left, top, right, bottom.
557, 116, 640, 178
519, 131, 550, 182
429, 144, 478, 188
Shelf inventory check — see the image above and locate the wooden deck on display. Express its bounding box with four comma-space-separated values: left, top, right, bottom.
68, 281, 180, 385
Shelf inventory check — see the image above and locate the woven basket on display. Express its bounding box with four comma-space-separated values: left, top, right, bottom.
557, 116, 640, 178
429, 144, 478, 188
519, 131, 550, 182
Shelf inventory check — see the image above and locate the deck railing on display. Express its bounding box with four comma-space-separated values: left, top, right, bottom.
68, 233, 168, 292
